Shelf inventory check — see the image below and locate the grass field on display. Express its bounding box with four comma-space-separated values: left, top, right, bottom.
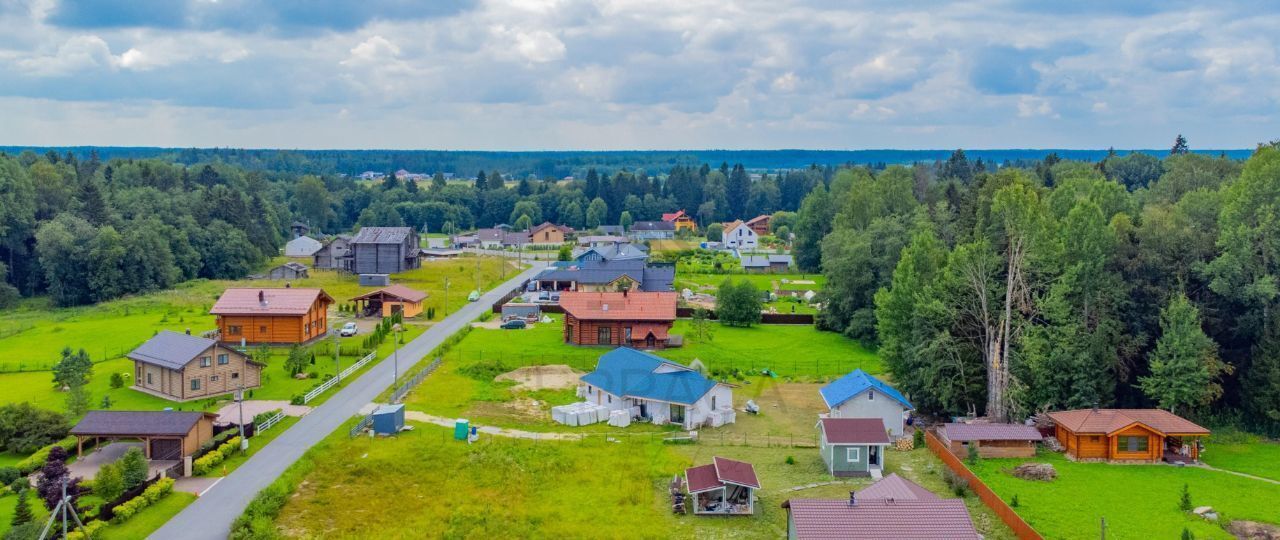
970, 451, 1280, 539
446, 316, 880, 379
0, 255, 511, 370
1202, 432, 1280, 481
270, 422, 1016, 540
0, 490, 50, 537
675, 272, 824, 314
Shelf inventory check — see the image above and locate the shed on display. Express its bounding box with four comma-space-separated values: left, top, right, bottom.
818, 417, 890, 477
685, 457, 760, 515
284, 236, 323, 257
359, 274, 391, 287
267, 262, 310, 280
351, 284, 428, 318
938, 423, 1043, 458
372, 404, 405, 435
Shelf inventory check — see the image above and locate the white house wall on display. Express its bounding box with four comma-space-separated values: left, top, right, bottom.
830, 389, 908, 437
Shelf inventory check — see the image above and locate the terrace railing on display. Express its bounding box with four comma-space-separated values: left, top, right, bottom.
303, 351, 377, 404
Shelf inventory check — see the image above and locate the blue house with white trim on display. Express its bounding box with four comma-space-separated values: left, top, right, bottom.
819, 369, 914, 438
579, 348, 735, 429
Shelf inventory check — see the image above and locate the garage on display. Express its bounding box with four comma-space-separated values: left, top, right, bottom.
149, 438, 182, 460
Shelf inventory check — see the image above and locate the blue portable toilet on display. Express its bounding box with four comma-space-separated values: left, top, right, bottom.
454, 418, 470, 440
372, 404, 405, 435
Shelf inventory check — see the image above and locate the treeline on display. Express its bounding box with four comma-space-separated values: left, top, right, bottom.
1, 146, 1254, 179
798, 141, 1280, 434
0, 150, 286, 306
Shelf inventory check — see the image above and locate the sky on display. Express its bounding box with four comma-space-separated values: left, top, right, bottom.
0, 0, 1277, 150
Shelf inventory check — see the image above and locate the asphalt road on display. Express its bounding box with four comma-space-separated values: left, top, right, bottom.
149, 264, 545, 540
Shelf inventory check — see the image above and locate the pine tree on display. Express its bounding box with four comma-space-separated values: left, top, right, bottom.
11, 487, 33, 526
431, 172, 446, 190
1139, 293, 1231, 414
118, 447, 148, 490
475, 170, 487, 189
487, 170, 506, 191
1171, 134, 1190, 155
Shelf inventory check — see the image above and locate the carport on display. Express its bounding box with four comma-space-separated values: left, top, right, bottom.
70, 410, 217, 461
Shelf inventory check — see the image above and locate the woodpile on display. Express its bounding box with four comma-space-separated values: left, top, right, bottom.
1011, 462, 1057, 481
894, 437, 915, 451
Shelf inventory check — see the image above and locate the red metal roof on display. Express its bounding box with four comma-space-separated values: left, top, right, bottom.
210, 288, 333, 316
785, 499, 979, 540
855, 473, 938, 501
820, 418, 891, 445
350, 284, 428, 303
661, 210, 688, 222
558, 291, 677, 321
685, 457, 760, 493
745, 214, 770, 225
941, 422, 1044, 442
630, 323, 670, 340
1047, 409, 1210, 435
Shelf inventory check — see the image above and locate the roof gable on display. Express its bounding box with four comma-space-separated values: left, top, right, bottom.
558, 291, 677, 321
819, 369, 914, 410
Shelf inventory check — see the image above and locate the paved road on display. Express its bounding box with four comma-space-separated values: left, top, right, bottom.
149, 264, 545, 540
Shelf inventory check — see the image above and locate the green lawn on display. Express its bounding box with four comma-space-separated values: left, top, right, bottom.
96, 492, 197, 540
0, 255, 511, 371
0, 490, 50, 538
1202, 432, 1280, 481
447, 316, 879, 379
267, 421, 1015, 540
676, 272, 825, 293
970, 451, 1280, 539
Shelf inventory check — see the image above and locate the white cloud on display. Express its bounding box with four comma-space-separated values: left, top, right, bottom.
16, 34, 118, 75
514, 29, 565, 63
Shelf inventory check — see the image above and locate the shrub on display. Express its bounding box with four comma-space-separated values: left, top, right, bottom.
92, 461, 124, 502
9, 477, 27, 493
0, 403, 71, 454
1179, 483, 1192, 512
219, 437, 242, 460
4, 522, 42, 540
966, 443, 980, 465
0, 466, 19, 486
193, 451, 224, 476
109, 477, 174, 524
784, 456, 796, 465
109, 372, 125, 389
290, 393, 305, 406
943, 468, 970, 497
65, 520, 106, 540
1010, 494, 1020, 508
119, 447, 149, 490
912, 429, 925, 448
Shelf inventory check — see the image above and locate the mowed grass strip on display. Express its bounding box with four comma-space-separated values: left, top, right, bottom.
970, 451, 1280, 539
1201, 433, 1280, 481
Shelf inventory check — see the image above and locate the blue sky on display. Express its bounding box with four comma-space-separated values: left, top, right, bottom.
0, 0, 1276, 149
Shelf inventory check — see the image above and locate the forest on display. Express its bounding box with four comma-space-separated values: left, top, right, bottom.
2, 141, 1278, 436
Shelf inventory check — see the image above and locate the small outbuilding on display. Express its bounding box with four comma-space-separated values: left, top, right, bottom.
818, 417, 890, 477
685, 457, 760, 515
70, 410, 217, 461
351, 284, 428, 318
267, 261, 310, 280
938, 423, 1043, 458
372, 404, 406, 435
359, 273, 391, 287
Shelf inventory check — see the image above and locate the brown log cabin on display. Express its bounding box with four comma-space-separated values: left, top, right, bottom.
1047, 409, 1210, 463
211, 288, 334, 345
559, 290, 677, 349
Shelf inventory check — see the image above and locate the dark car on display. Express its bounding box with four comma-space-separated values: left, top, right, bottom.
500, 319, 527, 330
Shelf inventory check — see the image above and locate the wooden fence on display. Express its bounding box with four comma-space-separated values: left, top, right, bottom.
255, 411, 286, 433
924, 430, 1044, 540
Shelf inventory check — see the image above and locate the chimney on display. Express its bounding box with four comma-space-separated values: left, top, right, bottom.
258, 290, 267, 306
848, 491, 857, 507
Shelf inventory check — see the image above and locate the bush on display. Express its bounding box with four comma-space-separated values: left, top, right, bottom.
9, 476, 28, 493
912, 429, 925, 448
65, 520, 107, 540
1179, 483, 1192, 512
0, 466, 18, 486
193, 451, 224, 476
0, 403, 71, 454
784, 456, 796, 465
109, 372, 125, 389
290, 394, 305, 406
119, 447, 149, 490
92, 461, 124, 502
1010, 494, 1020, 508
252, 409, 283, 425
109, 477, 174, 524
943, 468, 970, 497
966, 443, 980, 465
4, 522, 42, 540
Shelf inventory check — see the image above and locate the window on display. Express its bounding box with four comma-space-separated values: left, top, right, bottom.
217, 354, 229, 365
259, 325, 267, 333
624, 327, 632, 341
146, 372, 153, 385
712, 396, 717, 409
607, 395, 612, 404
200, 356, 211, 368
211, 375, 219, 382
847, 447, 860, 462
231, 372, 240, 380
597, 327, 611, 344
868, 390, 875, 401
191, 379, 201, 391
1120, 435, 1149, 452
228, 325, 242, 335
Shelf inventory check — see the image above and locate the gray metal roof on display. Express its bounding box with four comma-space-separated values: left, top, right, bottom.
630, 221, 675, 231
535, 259, 674, 292
351, 227, 412, 244
127, 330, 216, 370
71, 410, 215, 437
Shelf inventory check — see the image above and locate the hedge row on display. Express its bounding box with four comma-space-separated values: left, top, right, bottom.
193, 436, 242, 475
65, 519, 108, 540
109, 477, 174, 524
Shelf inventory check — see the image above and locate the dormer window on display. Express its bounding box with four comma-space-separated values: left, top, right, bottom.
868, 390, 875, 401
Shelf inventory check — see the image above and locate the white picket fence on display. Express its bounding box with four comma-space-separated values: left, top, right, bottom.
302, 351, 377, 405
255, 411, 286, 433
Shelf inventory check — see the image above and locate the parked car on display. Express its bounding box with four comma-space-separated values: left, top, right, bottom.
500, 319, 527, 330
467, 290, 480, 302
340, 322, 358, 336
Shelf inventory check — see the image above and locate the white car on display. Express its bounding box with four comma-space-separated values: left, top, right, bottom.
339, 322, 358, 337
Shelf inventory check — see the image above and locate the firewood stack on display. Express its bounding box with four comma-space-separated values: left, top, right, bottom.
670, 475, 686, 514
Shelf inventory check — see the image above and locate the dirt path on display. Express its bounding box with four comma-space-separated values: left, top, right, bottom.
403, 410, 584, 441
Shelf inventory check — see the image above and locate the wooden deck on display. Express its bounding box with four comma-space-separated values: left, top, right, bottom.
1163, 450, 1195, 464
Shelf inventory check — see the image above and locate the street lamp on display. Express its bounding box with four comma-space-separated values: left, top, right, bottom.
236, 383, 248, 452
392, 323, 403, 384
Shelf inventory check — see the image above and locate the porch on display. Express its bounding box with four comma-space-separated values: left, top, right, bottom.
692, 485, 755, 515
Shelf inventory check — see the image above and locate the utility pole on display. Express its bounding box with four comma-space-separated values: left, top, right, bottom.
38, 478, 86, 540
332, 326, 340, 382
392, 323, 402, 384
443, 277, 450, 316
236, 383, 248, 451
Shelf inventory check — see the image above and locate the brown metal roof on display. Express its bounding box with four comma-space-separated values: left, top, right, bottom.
685, 457, 760, 493
1047, 409, 1210, 435
785, 499, 980, 540
855, 473, 938, 501
210, 288, 333, 316
941, 422, 1044, 442
558, 291, 677, 321
71, 411, 217, 437
820, 418, 891, 445
350, 284, 428, 303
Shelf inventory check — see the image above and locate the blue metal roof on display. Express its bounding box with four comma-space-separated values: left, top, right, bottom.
581, 348, 717, 405
819, 369, 914, 410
